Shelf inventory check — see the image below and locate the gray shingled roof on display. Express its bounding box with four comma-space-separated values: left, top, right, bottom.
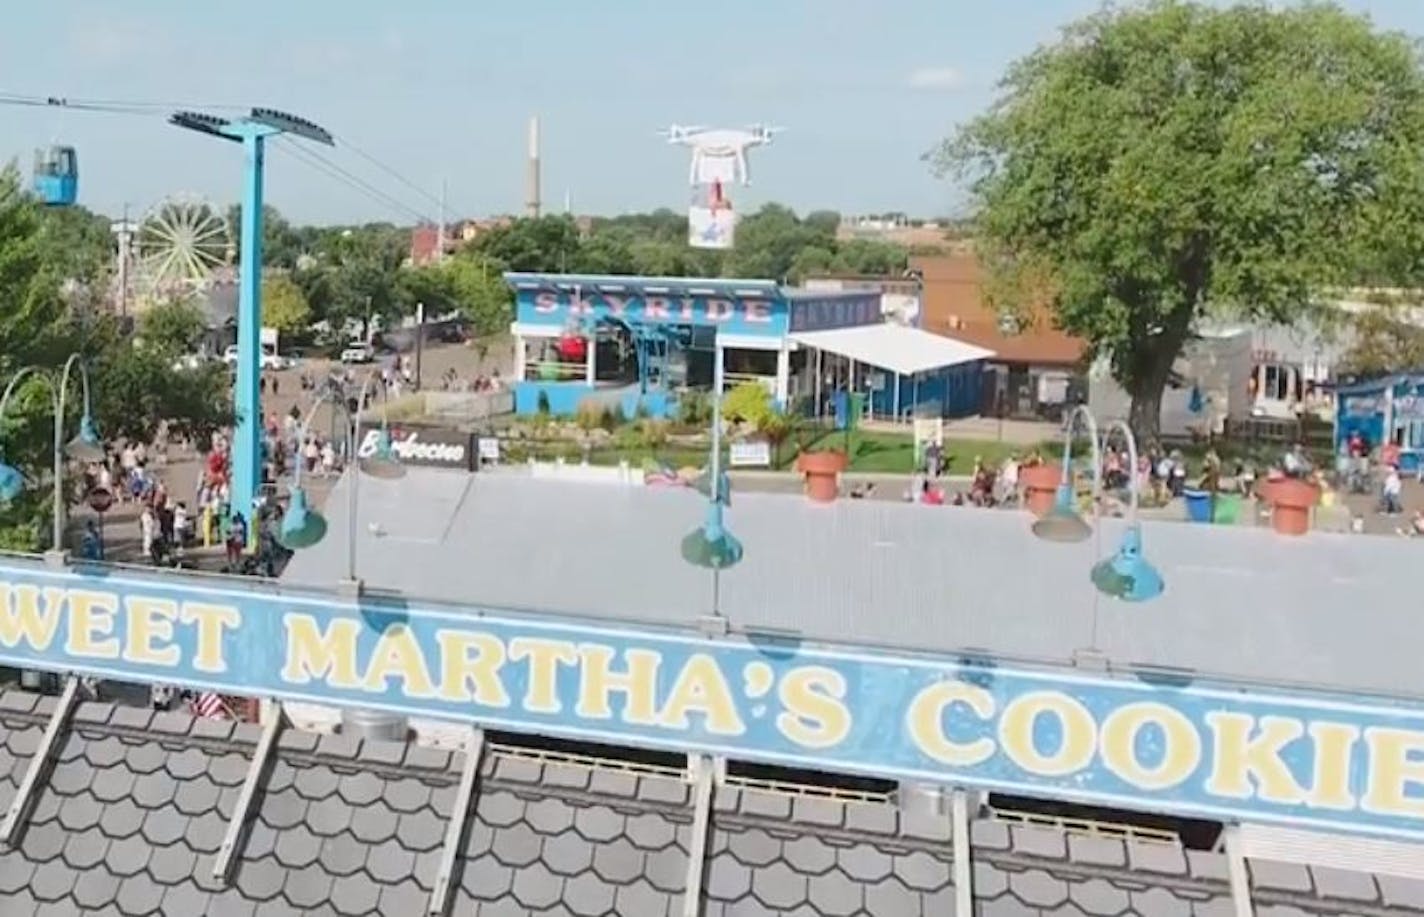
0, 690, 1418, 916
280, 471, 1422, 700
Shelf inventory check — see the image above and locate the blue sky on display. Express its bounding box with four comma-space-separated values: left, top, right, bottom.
3, 1, 1422, 225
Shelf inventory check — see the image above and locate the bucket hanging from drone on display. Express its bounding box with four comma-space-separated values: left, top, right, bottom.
689, 178, 736, 251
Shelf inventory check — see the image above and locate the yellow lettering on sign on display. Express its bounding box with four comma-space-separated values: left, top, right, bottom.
0, 584, 65, 651
1361, 727, 1424, 819
180, 602, 241, 673
1099, 702, 1201, 791
1205, 713, 1309, 805
659, 654, 745, 736
776, 666, 851, 750
1306, 722, 1360, 811
999, 691, 1096, 777
66, 590, 120, 659
282, 614, 361, 688
508, 638, 578, 713
122, 597, 180, 667
905, 681, 996, 767
436, 630, 510, 708
576, 645, 661, 725
363, 625, 435, 697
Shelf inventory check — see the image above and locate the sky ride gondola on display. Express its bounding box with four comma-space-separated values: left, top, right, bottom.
33, 145, 78, 206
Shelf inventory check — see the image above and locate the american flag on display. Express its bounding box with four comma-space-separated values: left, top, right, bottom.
190, 691, 231, 719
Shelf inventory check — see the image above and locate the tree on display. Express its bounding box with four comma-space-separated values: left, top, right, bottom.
1339, 307, 1424, 377
472, 216, 583, 272
138, 299, 208, 356
933, 1, 1424, 439
261, 274, 312, 336
400, 255, 513, 337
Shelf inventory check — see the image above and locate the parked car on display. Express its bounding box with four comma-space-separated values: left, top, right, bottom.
222, 345, 294, 370
340, 342, 375, 364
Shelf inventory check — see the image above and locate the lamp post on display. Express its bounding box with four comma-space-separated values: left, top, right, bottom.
0, 355, 105, 554
169, 107, 334, 534
276, 370, 404, 587
681, 345, 742, 622
1028, 406, 1163, 659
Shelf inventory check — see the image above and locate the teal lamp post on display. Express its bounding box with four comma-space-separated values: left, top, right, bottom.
682, 344, 742, 618
276, 371, 405, 585
1030, 406, 1162, 602
0, 355, 105, 551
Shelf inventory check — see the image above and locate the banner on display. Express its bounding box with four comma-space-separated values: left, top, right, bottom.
689, 206, 735, 250
0, 557, 1421, 840
365, 426, 475, 472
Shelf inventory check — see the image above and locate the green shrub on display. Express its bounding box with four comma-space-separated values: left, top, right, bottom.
677, 390, 712, 428
574, 399, 604, 431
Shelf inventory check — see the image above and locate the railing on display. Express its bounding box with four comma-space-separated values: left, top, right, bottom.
527, 360, 586, 382
988, 804, 1181, 846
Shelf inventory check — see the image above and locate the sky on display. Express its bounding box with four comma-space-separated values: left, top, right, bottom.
4, 1, 1423, 225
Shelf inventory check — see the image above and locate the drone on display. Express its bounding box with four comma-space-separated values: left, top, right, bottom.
659, 124, 783, 186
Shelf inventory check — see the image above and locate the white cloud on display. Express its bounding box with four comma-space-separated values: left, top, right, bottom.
907, 67, 964, 91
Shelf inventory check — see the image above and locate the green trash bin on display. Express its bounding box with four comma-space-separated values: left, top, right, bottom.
1212, 492, 1242, 525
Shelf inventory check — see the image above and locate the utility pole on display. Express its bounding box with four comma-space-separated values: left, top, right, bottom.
110, 205, 136, 318
436, 179, 448, 263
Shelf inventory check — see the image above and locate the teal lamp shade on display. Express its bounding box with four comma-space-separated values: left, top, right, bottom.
278, 487, 328, 549
359, 428, 406, 480
66, 414, 106, 463
1031, 483, 1092, 543
0, 462, 22, 503
693, 469, 732, 506
1090, 524, 1164, 602
681, 504, 744, 570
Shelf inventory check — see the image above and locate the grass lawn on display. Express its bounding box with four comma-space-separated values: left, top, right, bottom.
794, 429, 1042, 474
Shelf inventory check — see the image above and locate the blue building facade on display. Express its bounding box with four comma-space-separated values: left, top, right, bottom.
1335, 373, 1424, 472
506, 272, 988, 420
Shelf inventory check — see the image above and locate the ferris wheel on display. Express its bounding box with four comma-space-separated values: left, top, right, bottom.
137, 193, 233, 299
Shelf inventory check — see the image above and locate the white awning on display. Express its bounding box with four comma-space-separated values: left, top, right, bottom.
790, 324, 995, 376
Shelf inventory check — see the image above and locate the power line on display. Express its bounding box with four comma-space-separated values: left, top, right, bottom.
334, 134, 450, 214
273, 137, 433, 224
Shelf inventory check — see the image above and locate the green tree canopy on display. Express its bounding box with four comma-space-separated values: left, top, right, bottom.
261, 274, 313, 336
138, 299, 208, 356
934, 0, 1424, 437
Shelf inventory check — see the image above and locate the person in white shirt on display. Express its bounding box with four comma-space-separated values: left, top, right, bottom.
1381, 465, 1403, 515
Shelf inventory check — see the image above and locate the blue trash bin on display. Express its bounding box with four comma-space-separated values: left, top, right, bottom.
1183, 488, 1212, 523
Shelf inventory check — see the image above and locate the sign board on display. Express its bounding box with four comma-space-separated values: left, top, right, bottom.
787, 294, 882, 333
363, 426, 474, 472
728, 441, 771, 468
477, 437, 501, 464
688, 205, 735, 250
2, 557, 1424, 841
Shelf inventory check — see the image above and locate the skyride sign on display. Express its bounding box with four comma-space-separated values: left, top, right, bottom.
1, 557, 1423, 841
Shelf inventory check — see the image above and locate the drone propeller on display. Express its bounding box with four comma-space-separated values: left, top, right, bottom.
747, 123, 786, 137
659, 124, 709, 139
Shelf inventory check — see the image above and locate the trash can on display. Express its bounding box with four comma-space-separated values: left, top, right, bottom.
1183, 488, 1213, 523
1212, 492, 1241, 525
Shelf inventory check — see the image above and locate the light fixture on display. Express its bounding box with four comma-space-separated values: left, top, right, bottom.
0, 461, 23, 503
359, 428, 406, 480
1031, 483, 1092, 543
278, 486, 328, 549
1090, 524, 1164, 602
681, 503, 744, 570
65, 413, 105, 463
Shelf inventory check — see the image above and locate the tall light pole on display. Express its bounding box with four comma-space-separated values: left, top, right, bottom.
169, 108, 334, 538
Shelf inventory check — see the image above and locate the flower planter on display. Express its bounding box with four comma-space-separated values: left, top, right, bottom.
796, 450, 848, 503
1019, 463, 1063, 517
1268, 478, 1319, 536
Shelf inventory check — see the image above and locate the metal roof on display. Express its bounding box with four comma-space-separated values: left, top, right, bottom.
0, 689, 1414, 916
504, 272, 782, 297
791, 324, 996, 375
281, 470, 1424, 703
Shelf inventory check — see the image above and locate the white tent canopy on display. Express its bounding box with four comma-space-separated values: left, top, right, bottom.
790, 324, 995, 376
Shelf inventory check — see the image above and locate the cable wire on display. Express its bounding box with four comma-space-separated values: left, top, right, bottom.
333, 134, 453, 215
272, 137, 433, 224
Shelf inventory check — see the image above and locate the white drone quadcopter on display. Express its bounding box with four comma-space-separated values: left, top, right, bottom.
660, 124, 783, 186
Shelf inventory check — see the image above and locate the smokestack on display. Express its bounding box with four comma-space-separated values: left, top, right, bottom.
525, 116, 541, 219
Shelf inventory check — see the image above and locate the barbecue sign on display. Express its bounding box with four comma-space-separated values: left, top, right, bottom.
363, 426, 475, 472
1, 556, 1422, 841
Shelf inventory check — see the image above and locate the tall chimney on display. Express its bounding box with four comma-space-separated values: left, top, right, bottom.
525, 116, 542, 219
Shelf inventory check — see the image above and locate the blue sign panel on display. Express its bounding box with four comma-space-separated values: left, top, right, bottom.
787, 293, 882, 333
516, 289, 787, 338
2, 558, 1423, 840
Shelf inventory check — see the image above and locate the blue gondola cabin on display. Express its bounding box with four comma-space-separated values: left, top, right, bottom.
33, 146, 78, 207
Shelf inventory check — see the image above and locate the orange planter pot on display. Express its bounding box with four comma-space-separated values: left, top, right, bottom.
1269, 478, 1319, 536
1019, 463, 1063, 517
796, 450, 848, 503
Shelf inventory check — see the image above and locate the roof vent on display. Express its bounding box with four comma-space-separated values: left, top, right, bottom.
340, 708, 407, 743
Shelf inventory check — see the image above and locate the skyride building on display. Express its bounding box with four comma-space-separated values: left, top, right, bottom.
0, 468, 1417, 914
